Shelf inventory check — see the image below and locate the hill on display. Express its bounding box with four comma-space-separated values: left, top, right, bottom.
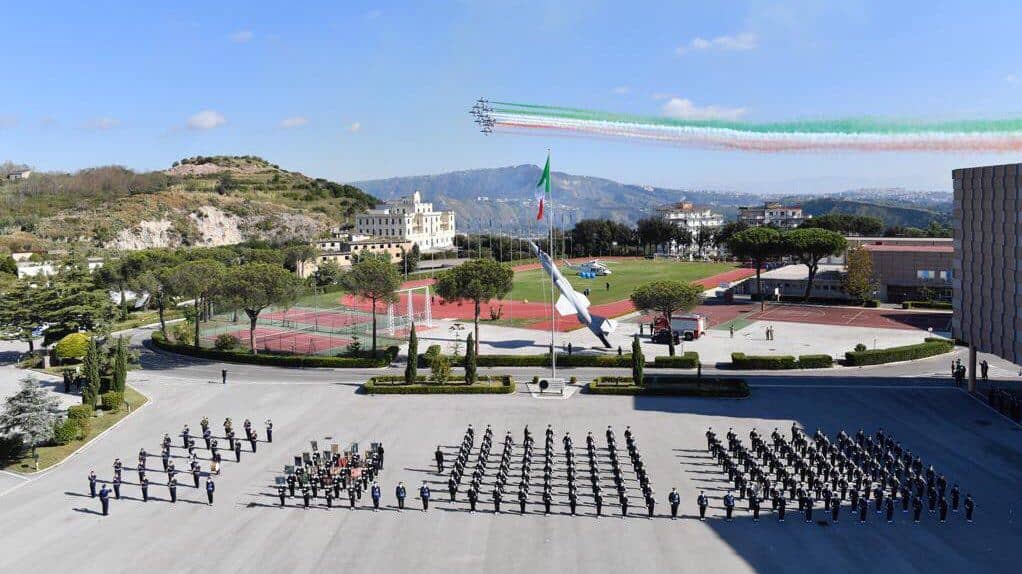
788, 196, 952, 229
357, 165, 761, 231
0, 156, 377, 253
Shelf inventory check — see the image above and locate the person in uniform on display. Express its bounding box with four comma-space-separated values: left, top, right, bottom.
112, 475, 121, 500
885, 497, 895, 523
347, 486, 356, 509
140, 476, 149, 502
396, 482, 407, 510
435, 446, 445, 474
542, 489, 552, 514
964, 494, 975, 523
278, 485, 286, 507
912, 495, 923, 523
234, 440, 242, 463
723, 491, 735, 522
205, 478, 215, 505
265, 419, 273, 443
697, 491, 708, 520
950, 483, 961, 512
99, 485, 110, 516
192, 465, 201, 489
777, 495, 786, 522
669, 488, 681, 519
493, 487, 503, 513
88, 470, 98, 498
169, 478, 178, 503
620, 494, 629, 517
858, 497, 868, 523
287, 474, 296, 498
468, 487, 479, 513
939, 496, 948, 523
419, 482, 431, 511
371, 482, 382, 511
830, 497, 840, 522
646, 494, 656, 519
518, 484, 528, 514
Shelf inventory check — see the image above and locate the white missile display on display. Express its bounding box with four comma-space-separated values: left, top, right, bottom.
529, 240, 617, 348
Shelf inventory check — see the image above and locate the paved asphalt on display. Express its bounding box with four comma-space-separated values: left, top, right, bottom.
0, 329, 1019, 574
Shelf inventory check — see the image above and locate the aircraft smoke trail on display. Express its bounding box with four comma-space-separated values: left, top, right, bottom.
484, 101, 1022, 152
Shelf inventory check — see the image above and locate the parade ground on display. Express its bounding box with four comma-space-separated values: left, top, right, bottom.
0, 344, 1020, 574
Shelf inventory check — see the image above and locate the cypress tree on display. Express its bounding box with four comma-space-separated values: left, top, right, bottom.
464, 333, 477, 385
82, 336, 101, 406
112, 337, 128, 392
631, 336, 644, 386
404, 323, 418, 384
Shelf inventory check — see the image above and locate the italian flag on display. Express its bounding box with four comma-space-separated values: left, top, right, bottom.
535, 153, 550, 220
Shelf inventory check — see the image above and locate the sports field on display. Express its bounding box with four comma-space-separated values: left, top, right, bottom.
508, 258, 739, 305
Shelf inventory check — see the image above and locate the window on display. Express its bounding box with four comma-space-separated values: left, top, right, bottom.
917, 270, 935, 280
939, 270, 952, 281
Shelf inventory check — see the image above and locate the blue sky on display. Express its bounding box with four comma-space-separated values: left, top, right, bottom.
2, 0, 1021, 193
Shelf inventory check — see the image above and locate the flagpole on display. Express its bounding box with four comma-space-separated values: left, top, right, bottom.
548, 150, 556, 379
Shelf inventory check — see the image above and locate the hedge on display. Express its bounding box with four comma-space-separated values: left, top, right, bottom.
55, 333, 90, 360
844, 337, 954, 366
649, 352, 700, 369
731, 353, 798, 370
419, 352, 633, 368
796, 354, 834, 369
901, 300, 953, 310
67, 405, 94, 422
52, 419, 78, 445
364, 375, 515, 394
100, 391, 124, 412
152, 331, 397, 368
588, 375, 749, 398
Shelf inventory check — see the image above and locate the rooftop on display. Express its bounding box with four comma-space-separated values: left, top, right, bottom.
862, 244, 954, 253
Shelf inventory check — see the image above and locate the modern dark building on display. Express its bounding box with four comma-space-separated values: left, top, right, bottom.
952, 162, 1022, 390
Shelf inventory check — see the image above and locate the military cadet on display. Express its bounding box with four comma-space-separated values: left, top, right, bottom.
950, 484, 961, 512
138, 448, 147, 471
206, 478, 215, 505
543, 489, 552, 514
912, 495, 922, 523
203, 428, 212, 450
371, 482, 382, 511
964, 494, 975, 523
420, 482, 431, 511
858, 497, 868, 523
750, 491, 761, 522
448, 476, 458, 502
646, 493, 655, 519
377, 442, 385, 469
595, 488, 604, 517
830, 497, 840, 522
192, 465, 201, 489
161, 450, 170, 472
493, 486, 503, 513
347, 486, 357, 509
669, 488, 681, 519
138, 476, 149, 502
249, 430, 258, 453
723, 491, 735, 522
278, 485, 286, 507
88, 470, 98, 498
777, 495, 786, 522
697, 491, 709, 520
435, 446, 445, 474
325, 486, 334, 508
620, 493, 629, 517
287, 474, 296, 498
182, 424, 190, 447
99, 484, 111, 516
169, 477, 178, 503
112, 475, 121, 500
396, 482, 407, 510
939, 496, 948, 523
885, 497, 895, 523
234, 440, 242, 463
265, 419, 273, 443
518, 483, 528, 514
804, 497, 813, 523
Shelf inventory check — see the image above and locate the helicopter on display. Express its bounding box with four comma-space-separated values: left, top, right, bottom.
563, 259, 613, 276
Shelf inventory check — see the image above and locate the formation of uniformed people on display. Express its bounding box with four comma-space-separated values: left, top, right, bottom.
87, 415, 268, 515
701, 424, 975, 525
276, 440, 384, 510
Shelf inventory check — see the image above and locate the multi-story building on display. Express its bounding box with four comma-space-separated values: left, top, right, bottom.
738, 202, 807, 228
303, 233, 411, 278
354, 191, 456, 251
657, 201, 725, 257
952, 161, 1022, 388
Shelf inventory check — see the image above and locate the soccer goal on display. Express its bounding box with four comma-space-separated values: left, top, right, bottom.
387, 284, 433, 336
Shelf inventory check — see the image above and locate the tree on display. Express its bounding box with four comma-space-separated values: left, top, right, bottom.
112, 337, 128, 392
0, 255, 16, 276
95, 251, 149, 319
340, 256, 400, 354
635, 217, 675, 256
631, 336, 644, 386
40, 261, 118, 347
433, 258, 514, 354
630, 281, 704, 356
693, 226, 715, 259
313, 260, 343, 287
430, 352, 451, 384
781, 228, 847, 301
801, 213, 883, 236
0, 280, 48, 352
82, 336, 102, 407
284, 243, 318, 277
222, 263, 302, 354
464, 333, 477, 384
404, 322, 418, 384
843, 244, 878, 303
0, 377, 61, 456
714, 221, 750, 251
727, 227, 782, 310
126, 248, 182, 335
405, 244, 422, 274
671, 226, 693, 256
165, 259, 225, 349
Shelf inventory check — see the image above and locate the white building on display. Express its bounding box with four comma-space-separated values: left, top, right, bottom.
354, 191, 456, 251
16, 257, 104, 279
738, 202, 807, 228
658, 202, 724, 257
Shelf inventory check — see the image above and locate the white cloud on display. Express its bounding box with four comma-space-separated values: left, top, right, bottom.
82, 116, 121, 131
661, 97, 747, 121
187, 110, 227, 130
348, 121, 361, 133
279, 116, 308, 129
230, 30, 254, 43
676, 32, 758, 55
612, 86, 631, 95
1006, 74, 1020, 85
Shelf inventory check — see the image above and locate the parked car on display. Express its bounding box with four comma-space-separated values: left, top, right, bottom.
651, 329, 680, 345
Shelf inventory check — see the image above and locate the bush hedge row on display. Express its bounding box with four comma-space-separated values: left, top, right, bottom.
795, 354, 834, 368
152, 331, 397, 368
844, 337, 954, 366
901, 300, 953, 310
419, 351, 634, 368
588, 375, 749, 398
729, 353, 834, 370
649, 352, 700, 369
364, 374, 514, 394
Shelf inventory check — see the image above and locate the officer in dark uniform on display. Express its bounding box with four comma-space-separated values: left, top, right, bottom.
99, 485, 110, 516
419, 482, 431, 511
287, 474, 296, 498
396, 482, 407, 509
543, 489, 552, 514
347, 486, 356, 509
278, 485, 286, 506
749, 491, 760, 522
192, 466, 201, 489
435, 446, 445, 474
447, 476, 458, 502
169, 478, 178, 503
371, 482, 382, 511
234, 440, 242, 463
939, 496, 948, 522
669, 488, 681, 519
265, 419, 273, 443
885, 497, 895, 522
697, 491, 708, 520
493, 487, 503, 513
595, 488, 604, 517
723, 491, 735, 521
325, 486, 334, 508
205, 478, 215, 505
468, 487, 479, 512
950, 484, 961, 512
858, 497, 868, 523
777, 495, 786, 522
911, 495, 922, 523
646, 494, 655, 519
249, 430, 258, 453
140, 476, 149, 502
620, 493, 629, 517
88, 470, 97, 498
830, 497, 840, 522
518, 484, 528, 514
964, 494, 975, 523
112, 475, 121, 500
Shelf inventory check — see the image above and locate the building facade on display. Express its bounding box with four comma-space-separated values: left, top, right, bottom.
303, 233, 411, 278
952, 162, 1021, 368
354, 191, 456, 251
738, 202, 807, 228
657, 201, 724, 257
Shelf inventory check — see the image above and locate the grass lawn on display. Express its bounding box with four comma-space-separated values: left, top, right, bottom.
508, 259, 737, 305
2, 386, 148, 474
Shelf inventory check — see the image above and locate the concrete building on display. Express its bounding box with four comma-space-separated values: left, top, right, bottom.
304, 233, 411, 278
740, 263, 848, 300
952, 162, 1022, 384
354, 191, 455, 251
657, 201, 725, 258
738, 202, 807, 228
16, 257, 104, 279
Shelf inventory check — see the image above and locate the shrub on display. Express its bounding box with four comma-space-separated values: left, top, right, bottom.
854, 343, 867, 352
0, 434, 25, 462
430, 353, 451, 384
731, 353, 798, 370
214, 334, 240, 351
863, 299, 880, 308
67, 404, 94, 423
363, 375, 514, 394
52, 419, 78, 445
569, 376, 578, 385
171, 322, 193, 346
649, 352, 700, 369
901, 300, 953, 310
100, 391, 124, 412
844, 338, 954, 366
55, 332, 90, 360
151, 332, 391, 368
796, 354, 834, 368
